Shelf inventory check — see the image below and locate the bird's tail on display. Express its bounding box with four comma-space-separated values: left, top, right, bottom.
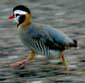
70, 39, 78, 47
73, 39, 78, 47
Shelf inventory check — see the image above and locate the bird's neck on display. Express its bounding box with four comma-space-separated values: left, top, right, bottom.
18, 14, 32, 28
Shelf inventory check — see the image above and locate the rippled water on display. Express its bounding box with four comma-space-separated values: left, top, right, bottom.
0, 0, 85, 83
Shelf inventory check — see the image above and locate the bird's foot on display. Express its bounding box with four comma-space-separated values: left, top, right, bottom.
60, 52, 70, 74
10, 59, 28, 68
10, 51, 35, 68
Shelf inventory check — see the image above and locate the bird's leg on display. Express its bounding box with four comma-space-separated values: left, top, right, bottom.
60, 52, 69, 72
27, 50, 36, 61
10, 50, 36, 68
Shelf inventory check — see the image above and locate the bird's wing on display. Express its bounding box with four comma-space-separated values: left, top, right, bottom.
43, 25, 74, 46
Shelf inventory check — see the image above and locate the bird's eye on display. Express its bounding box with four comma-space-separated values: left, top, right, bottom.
16, 14, 19, 16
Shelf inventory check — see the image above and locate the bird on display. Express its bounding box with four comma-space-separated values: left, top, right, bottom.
8, 5, 77, 70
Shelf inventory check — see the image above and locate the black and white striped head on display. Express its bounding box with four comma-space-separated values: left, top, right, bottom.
8, 5, 31, 26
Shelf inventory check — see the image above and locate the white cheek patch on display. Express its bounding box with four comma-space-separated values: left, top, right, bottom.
14, 10, 27, 15
14, 16, 20, 24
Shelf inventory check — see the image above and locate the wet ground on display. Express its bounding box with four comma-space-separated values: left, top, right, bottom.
0, 0, 85, 83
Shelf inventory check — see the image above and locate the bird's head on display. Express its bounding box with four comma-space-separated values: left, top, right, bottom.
8, 5, 32, 27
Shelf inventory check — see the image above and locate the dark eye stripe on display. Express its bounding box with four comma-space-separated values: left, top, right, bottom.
16, 14, 19, 16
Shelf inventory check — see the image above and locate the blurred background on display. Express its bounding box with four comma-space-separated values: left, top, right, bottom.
0, 0, 85, 83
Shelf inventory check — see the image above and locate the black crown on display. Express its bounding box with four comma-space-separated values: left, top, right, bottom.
13, 5, 31, 14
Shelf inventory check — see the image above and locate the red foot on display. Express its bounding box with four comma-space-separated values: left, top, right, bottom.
60, 52, 65, 61
10, 59, 28, 68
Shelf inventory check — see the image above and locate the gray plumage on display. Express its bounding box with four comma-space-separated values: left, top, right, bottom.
18, 23, 77, 57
